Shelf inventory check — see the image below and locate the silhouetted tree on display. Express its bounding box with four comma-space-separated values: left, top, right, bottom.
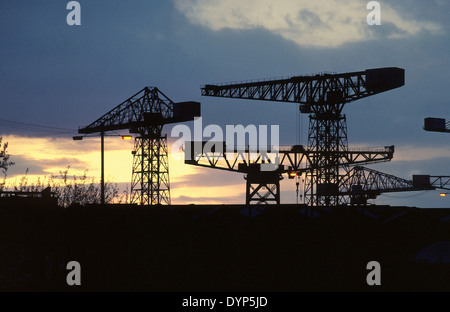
0, 137, 14, 190
12, 166, 119, 207
1, 137, 121, 206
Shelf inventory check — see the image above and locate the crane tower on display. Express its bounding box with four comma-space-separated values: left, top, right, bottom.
78, 87, 200, 205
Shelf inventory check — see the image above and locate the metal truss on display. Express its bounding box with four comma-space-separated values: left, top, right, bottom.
185, 142, 393, 173
430, 176, 450, 190
201, 68, 404, 206
339, 166, 435, 205
131, 135, 170, 206
202, 68, 404, 106
185, 141, 394, 204
79, 87, 175, 134
79, 87, 197, 205
303, 110, 348, 206
245, 168, 281, 205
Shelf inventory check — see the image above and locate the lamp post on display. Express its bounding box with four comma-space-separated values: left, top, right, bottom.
100, 131, 104, 204
73, 133, 132, 205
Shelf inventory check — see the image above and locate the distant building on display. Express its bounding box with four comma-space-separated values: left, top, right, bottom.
0, 187, 58, 210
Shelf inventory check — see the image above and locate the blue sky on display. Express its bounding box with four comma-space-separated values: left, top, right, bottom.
0, 0, 449, 207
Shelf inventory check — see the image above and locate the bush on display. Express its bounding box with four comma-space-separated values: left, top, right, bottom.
9, 167, 120, 207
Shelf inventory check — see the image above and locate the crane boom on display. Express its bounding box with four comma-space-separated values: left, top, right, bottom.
202, 67, 404, 107
339, 166, 450, 205
79, 87, 199, 134
186, 142, 394, 173
78, 86, 200, 205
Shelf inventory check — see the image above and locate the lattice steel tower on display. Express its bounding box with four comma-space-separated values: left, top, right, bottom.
79, 87, 200, 205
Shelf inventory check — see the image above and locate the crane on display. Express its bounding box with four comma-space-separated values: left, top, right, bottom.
340, 167, 450, 205
423, 117, 450, 197
185, 142, 394, 204
78, 87, 200, 205
193, 68, 405, 206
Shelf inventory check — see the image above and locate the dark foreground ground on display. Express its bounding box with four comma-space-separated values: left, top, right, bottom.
1, 201, 450, 292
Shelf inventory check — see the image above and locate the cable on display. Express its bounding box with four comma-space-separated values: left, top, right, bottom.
0, 118, 77, 136
0, 118, 75, 131
299, 109, 302, 145
295, 106, 298, 145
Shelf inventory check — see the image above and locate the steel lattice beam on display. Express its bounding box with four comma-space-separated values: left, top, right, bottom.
79, 87, 176, 134
339, 166, 435, 205
430, 176, 450, 189
245, 169, 281, 205
185, 141, 394, 204
131, 135, 171, 206
200, 68, 404, 206
185, 142, 393, 173
202, 68, 404, 106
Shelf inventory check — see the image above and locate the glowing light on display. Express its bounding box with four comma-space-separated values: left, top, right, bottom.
121, 136, 132, 140
440, 193, 447, 197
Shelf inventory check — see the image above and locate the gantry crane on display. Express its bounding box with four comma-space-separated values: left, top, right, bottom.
189, 67, 404, 206
78, 87, 200, 205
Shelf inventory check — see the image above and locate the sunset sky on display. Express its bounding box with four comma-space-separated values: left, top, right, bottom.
1, 1, 449, 207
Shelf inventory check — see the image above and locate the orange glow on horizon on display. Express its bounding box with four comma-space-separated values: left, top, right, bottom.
1, 135, 242, 205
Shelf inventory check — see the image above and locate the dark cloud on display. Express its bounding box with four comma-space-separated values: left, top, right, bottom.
6, 154, 90, 179
297, 9, 328, 29
366, 21, 408, 39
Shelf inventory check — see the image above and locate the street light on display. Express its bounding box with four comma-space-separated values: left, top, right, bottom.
73, 133, 132, 205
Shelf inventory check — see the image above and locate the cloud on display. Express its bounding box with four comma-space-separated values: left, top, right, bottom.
173, 194, 243, 204
2, 135, 134, 185
174, 0, 442, 47
7, 154, 90, 178
393, 145, 450, 162
172, 166, 245, 188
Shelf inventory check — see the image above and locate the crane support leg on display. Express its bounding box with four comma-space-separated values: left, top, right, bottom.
245, 171, 281, 205
305, 104, 349, 206
131, 134, 171, 205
